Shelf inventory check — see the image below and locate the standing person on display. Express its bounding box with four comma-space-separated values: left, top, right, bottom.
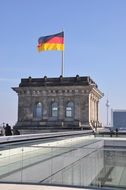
110, 129, 113, 137
5, 123, 12, 136
115, 128, 119, 137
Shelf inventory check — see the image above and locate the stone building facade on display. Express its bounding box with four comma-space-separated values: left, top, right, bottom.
12, 75, 103, 133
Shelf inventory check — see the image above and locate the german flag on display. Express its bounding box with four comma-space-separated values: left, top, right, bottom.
37, 32, 64, 52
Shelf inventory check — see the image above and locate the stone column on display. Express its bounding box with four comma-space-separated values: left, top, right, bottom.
89, 95, 93, 121
59, 96, 64, 121
74, 97, 80, 120
93, 98, 95, 121
94, 100, 97, 121
81, 95, 89, 124
96, 101, 99, 122
43, 97, 48, 120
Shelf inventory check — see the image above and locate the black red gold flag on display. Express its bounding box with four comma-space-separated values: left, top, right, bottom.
37, 32, 64, 51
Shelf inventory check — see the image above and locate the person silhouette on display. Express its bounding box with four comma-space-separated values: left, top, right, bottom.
115, 128, 118, 137
5, 123, 12, 136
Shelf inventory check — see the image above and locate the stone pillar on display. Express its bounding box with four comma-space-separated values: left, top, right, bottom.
74, 97, 80, 120
81, 95, 89, 124
96, 101, 99, 122
59, 97, 64, 121
91, 96, 94, 121
89, 95, 93, 121
94, 100, 97, 121
43, 97, 48, 120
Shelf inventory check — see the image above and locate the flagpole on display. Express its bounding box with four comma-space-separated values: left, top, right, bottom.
61, 29, 64, 76
61, 50, 64, 76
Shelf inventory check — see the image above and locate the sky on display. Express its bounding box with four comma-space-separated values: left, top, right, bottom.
0, 0, 126, 127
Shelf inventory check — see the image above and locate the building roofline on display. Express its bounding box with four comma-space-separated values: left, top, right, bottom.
19, 75, 98, 88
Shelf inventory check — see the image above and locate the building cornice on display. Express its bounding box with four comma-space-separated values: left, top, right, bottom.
18, 75, 98, 88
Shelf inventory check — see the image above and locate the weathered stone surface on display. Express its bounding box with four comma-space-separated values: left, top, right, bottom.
12, 75, 103, 133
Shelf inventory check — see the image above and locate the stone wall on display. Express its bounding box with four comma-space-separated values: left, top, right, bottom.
12, 76, 103, 132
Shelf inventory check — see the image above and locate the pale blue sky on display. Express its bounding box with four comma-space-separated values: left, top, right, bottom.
0, 0, 126, 126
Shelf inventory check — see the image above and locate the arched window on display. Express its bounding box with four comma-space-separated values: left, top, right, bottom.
51, 102, 58, 117
33, 102, 42, 119
66, 102, 74, 118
